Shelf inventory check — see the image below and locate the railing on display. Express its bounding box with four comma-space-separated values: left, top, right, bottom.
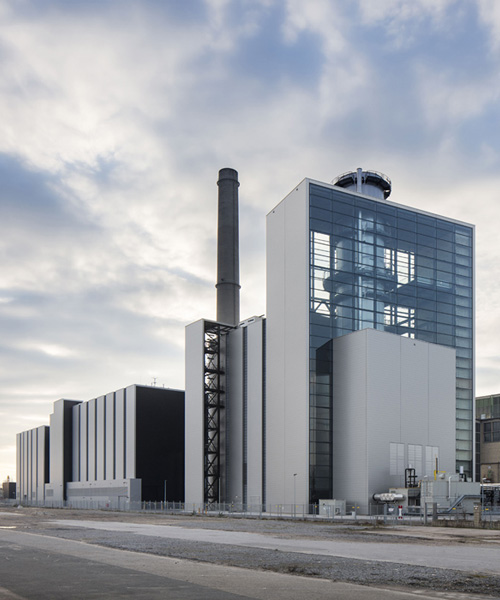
5, 498, 500, 525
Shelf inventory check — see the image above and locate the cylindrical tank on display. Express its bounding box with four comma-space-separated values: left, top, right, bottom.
373, 492, 406, 503
216, 168, 240, 326
333, 167, 391, 200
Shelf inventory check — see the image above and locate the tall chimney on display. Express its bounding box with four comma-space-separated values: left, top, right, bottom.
216, 168, 240, 326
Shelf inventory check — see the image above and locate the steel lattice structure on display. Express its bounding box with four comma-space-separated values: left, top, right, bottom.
203, 321, 232, 504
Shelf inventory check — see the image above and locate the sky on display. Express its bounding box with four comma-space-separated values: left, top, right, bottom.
2, 0, 500, 481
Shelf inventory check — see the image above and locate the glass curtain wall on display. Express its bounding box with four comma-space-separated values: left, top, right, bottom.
309, 183, 474, 503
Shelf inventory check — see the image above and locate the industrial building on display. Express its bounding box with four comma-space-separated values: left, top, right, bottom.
17, 167, 475, 513
476, 393, 500, 483
17, 385, 184, 507
184, 167, 474, 513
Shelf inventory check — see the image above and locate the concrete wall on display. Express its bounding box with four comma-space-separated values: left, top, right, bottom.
331, 329, 456, 512
226, 326, 244, 503
225, 316, 265, 505
185, 316, 265, 506
245, 317, 265, 505
72, 386, 137, 486
184, 319, 206, 504
66, 478, 141, 509
16, 426, 49, 504
266, 180, 310, 507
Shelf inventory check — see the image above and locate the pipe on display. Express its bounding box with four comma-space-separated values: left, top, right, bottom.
216, 168, 240, 326
373, 492, 406, 503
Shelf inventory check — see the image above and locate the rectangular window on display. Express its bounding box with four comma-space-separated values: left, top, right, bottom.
390, 443, 405, 475
484, 421, 500, 443
408, 444, 422, 476
425, 446, 439, 477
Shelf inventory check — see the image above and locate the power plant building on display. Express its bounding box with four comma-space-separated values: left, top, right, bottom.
17, 385, 184, 507
264, 171, 474, 507
185, 168, 474, 512
17, 167, 475, 513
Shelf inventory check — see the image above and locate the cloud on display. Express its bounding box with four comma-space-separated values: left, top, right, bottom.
1, 0, 500, 479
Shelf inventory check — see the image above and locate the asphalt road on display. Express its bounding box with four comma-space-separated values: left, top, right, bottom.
51, 518, 500, 574
1, 507, 500, 599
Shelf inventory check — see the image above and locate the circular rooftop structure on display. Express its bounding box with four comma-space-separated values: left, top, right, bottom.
332, 168, 392, 200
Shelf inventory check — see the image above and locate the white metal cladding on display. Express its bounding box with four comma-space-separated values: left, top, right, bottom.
70, 386, 137, 486
125, 386, 136, 478
226, 326, 244, 503
88, 398, 96, 481
331, 329, 456, 513
105, 392, 115, 480
72, 404, 80, 481
223, 316, 265, 506
96, 395, 105, 481
266, 180, 310, 507
66, 478, 141, 508
184, 319, 206, 504
16, 426, 48, 503
245, 317, 265, 505
80, 401, 88, 481
115, 387, 125, 479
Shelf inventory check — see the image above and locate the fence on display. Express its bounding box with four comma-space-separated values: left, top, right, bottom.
3, 498, 499, 525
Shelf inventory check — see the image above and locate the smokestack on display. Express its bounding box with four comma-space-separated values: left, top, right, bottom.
216, 168, 240, 326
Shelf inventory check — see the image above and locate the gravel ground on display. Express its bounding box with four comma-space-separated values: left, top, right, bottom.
3, 507, 500, 597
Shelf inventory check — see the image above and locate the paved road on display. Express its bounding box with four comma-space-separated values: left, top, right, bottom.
53, 519, 500, 575
0, 528, 469, 600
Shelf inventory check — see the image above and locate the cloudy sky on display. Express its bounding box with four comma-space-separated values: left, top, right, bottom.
2, 0, 500, 481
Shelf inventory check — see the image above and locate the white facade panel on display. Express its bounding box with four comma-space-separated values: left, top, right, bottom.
72, 404, 80, 481
115, 388, 125, 479
246, 318, 264, 505
266, 180, 310, 507
331, 329, 456, 512
16, 433, 21, 501
88, 399, 96, 481
124, 386, 136, 479
36, 427, 46, 501
66, 478, 141, 509
185, 319, 206, 504
331, 330, 369, 505
400, 340, 428, 447
96, 395, 106, 481
80, 402, 88, 481
105, 392, 115, 480
226, 327, 243, 503
16, 426, 48, 504
428, 343, 456, 473
366, 330, 403, 495
23, 432, 28, 499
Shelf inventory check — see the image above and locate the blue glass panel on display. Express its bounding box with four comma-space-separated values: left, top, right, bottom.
398, 229, 417, 243
311, 207, 332, 221
310, 218, 332, 234
417, 214, 436, 226
418, 234, 437, 248
355, 198, 376, 210
437, 239, 454, 251
417, 223, 436, 237
332, 202, 355, 216
311, 195, 332, 210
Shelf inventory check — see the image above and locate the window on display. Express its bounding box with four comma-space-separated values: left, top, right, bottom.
408, 444, 422, 475
484, 421, 500, 443
390, 443, 405, 475
425, 446, 439, 477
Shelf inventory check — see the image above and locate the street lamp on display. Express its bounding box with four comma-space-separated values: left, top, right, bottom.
293, 473, 297, 517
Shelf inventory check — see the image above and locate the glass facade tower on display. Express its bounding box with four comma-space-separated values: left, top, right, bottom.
308, 173, 474, 503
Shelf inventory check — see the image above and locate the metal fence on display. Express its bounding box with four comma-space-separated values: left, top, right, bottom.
3, 498, 499, 525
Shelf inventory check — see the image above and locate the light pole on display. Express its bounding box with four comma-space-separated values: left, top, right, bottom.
293, 473, 297, 517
